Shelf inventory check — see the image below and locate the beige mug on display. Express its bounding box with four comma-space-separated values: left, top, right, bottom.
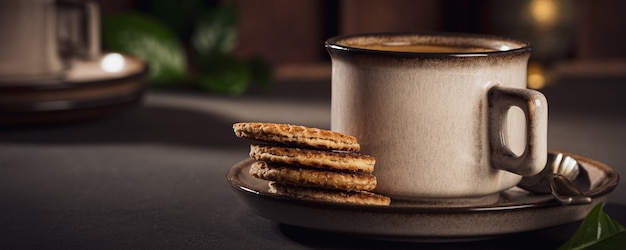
326, 33, 548, 205
0, 0, 99, 83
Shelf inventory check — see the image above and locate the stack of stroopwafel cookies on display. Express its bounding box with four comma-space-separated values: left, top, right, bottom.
233, 122, 391, 206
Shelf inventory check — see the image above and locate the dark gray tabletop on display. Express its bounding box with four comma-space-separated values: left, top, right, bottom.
0, 78, 624, 249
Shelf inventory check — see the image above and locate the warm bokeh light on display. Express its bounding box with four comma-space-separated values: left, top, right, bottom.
527, 63, 546, 89
100, 53, 126, 73
530, 0, 558, 28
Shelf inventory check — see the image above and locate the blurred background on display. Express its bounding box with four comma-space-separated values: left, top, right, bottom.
100, 0, 626, 91
1, 0, 625, 124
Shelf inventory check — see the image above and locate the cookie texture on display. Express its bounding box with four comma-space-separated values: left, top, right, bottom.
249, 144, 375, 173
268, 182, 391, 206
250, 161, 377, 191
233, 122, 360, 151
234, 121, 391, 206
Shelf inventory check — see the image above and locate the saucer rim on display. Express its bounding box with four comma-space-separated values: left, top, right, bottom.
227, 150, 619, 239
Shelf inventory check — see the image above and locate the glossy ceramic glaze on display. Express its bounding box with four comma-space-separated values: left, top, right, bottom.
325, 33, 548, 203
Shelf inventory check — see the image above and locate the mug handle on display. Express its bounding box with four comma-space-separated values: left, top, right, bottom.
488, 85, 548, 176
57, 0, 100, 60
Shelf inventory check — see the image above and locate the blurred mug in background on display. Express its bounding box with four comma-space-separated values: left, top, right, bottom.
0, 0, 99, 84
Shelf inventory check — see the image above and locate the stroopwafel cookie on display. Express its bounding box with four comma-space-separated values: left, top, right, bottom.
233, 121, 391, 206
233, 122, 360, 151
268, 182, 391, 206
249, 144, 375, 173
250, 161, 377, 191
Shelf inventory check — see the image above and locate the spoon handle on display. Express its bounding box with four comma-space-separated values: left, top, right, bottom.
550, 174, 592, 205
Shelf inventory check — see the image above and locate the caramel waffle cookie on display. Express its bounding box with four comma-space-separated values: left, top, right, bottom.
250, 161, 377, 191
249, 144, 375, 173
268, 182, 391, 206
233, 122, 360, 152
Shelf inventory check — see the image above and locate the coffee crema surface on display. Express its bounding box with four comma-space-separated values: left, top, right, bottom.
348, 43, 497, 53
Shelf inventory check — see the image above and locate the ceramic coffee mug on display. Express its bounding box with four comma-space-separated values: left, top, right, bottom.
0, 0, 99, 83
326, 33, 548, 205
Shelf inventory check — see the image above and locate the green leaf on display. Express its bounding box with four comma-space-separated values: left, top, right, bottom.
101, 12, 187, 84
585, 233, 626, 250
187, 4, 272, 95
190, 4, 238, 63
197, 58, 250, 96
559, 203, 626, 250
247, 56, 272, 90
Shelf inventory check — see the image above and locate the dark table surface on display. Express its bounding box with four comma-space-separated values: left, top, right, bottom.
1, 77, 624, 249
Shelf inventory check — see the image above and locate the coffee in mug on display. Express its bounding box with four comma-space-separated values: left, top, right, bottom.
347, 43, 496, 53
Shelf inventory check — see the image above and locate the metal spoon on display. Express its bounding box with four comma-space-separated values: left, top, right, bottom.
518, 152, 592, 205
